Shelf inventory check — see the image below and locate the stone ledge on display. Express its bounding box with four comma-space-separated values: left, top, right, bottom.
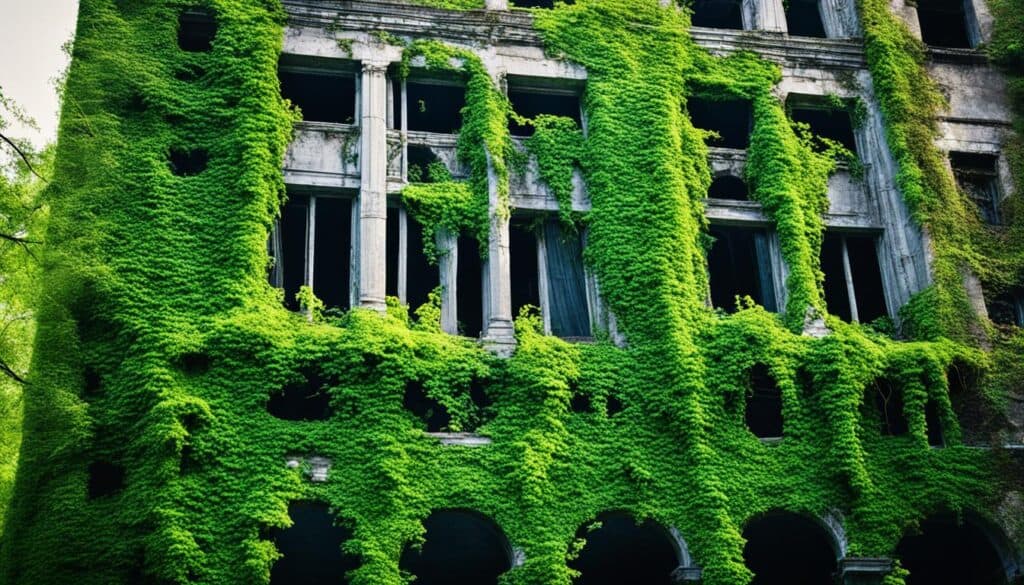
428, 432, 494, 446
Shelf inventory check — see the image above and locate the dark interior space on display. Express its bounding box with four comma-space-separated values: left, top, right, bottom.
168, 148, 208, 177
869, 378, 908, 436
407, 81, 465, 134
279, 70, 356, 125
607, 395, 624, 417
409, 219, 439, 311
84, 367, 101, 396
707, 175, 749, 200
88, 461, 126, 499
820, 232, 851, 320
387, 207, 400, 299
508, 88, 582, 137
313, 197, 352, 311
746, 365, 783, 438
400, 510, 512, 585
925, 400, 945, 447
545, 220, 592, 338
268, 370, 332, 421
391, 75, 403, 129
985, 289, 1023, 326
457, 236, 484, 338
687, 97, 752, 149
407, 145, 443, 183
742, 511, 837, 584
178, 352, 210, 376
785, 0, 827, 38
846, 235, 887, 323
790, 106, 858, 153
708, 226, 773, 312
897, 515, 1008, 585
512, 0, 559, 7
278, 195, 309, 310
571, 391, 593, 414
950, 152, 1001, 225
178, 9, 217, 52
510, 222, 541, 317
917, 0, 973, 48
690, 0, 744, 29
569, 513, 679, 585
270, 502, 358, 585
404, 381, 450, 432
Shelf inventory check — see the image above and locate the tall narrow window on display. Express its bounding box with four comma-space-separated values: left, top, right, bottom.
507, 78, 582, 137
785, 0, 827, 38
270, 194, 311, 311
279, 68, 357, 125
687, 97, 753, 149
544, 221, 591, 338
869, 378, 908, 436
386, 206, 440, 311
746, 365, 783, 439
690, 0, 744, 29
457, 237, 484, 338
917, 0, 975, 48
820, 232, 887, 323
407, 81, 466, 134
925, 400, 945, 447
510, 221, 541, 317
313, 198, 352, 311
950, 152, 1002, 225
707, 226, 777, 312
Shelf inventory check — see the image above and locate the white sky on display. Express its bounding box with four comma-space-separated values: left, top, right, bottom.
0, 0, 80, 148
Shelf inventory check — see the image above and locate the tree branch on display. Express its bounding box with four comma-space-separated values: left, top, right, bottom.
0, 357, 26, 385
0, 232, 42, 245
0, 131, 49, 184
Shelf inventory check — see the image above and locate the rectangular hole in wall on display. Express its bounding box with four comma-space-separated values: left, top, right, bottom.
820, 232, 888, 323
687, 97, 752, 149
407, 81, 466, 134
984, 288, 1024, 327
457, 236, 484, 338
785, 0, 827, 38
917, 0, 973, 48
871, 378, 909, 436
391, 75, 403, 130
820, 233, 852, 321
507, 83, 582, 137
925, 400, 945, 447
313, 197, 352, 311
387, 207, 400, 299
707, 225, 776, 312
279, 69, 356, 125
950, 152, 1001, 225
690, 0, 744, 29
277, 194, 309, 311
544, 220, 592, 338
408, 219, 439, 311
789, 105, 857, 154
510, 221, 540, 317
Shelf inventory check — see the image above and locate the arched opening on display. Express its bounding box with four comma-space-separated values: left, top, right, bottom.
400, 509, 512, 585
569, 513, 681, 585
742, 511, 837, 584
897, 514, 1012, 585
270, 501, 358, 585
707, 175, 749, 200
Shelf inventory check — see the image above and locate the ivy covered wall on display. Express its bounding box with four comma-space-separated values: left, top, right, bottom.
0, 0, 1020, 584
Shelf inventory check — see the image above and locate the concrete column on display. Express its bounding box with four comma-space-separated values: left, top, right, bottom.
359, 60, 389, 312
891, 0, 922, 41
482, 149, 516, 355
485, 0, 508, 9
839, 557, 893, 585
745, 0, 788, 33
437, 229, 459, 335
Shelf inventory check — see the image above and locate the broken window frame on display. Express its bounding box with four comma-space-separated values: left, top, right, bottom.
689, 0, 747, 30
687, 95, 754, 151
784, 0, 829, 38
505, 75, 586, 138
949, 151, 1004, 226
821, 230, 890, 324
916, 0, 982, 49
786, 94, 862, 158
278, 58, 360, 127
403, 73, 468, 136
523, 217, 596, 340
706, 222, 783, 313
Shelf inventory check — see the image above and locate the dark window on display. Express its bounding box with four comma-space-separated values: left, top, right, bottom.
687, 97, 752, 149
508, 87, 581, 137
708, 226, 777, 312
897, 515, 1009, 585
985, 288, 1024, 327
268, 370, 332, 421
743, 511, 837, 584
917, 0, 974, 48
869, 378, 908, 436
84, 367, 102, 396
511, 0, 558, 7
403, 381, 450, 433
407, 145, 446, 183
408, 218, 439, 311
950, 152, 1002, 225
544, 220, 591, 338
313, 197, 353, 311
690, 0, 744, 29
271, 194, 310, 311
88, 461, 126, 499
270, 502, 358, 585
707, 175, 749, 200
606, 395, 625, 417
169, 148, 208, 177
510, 222, 541, 317
785, 0, 827, 38
569, 513, 680, 585
178, 9, 217, 52
925, 400, 945, 447
408, 82, 465, 134
746, 365, 783, 438
178, 353, 210, 376
279, 70, 356, 125
790, 106, 857, 153
400, 510, 512, 585
392, 76, 403, 130
387, 207, 401, 300
457, 237, 484, 338
820, 232, 888, 323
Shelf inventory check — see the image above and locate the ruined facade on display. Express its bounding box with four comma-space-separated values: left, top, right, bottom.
1, 0, 1023, 584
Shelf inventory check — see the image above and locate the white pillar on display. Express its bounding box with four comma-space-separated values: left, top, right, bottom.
745, 0, 788, 33
359, 61, 389, 312
485, 0, 508, 9
482, 149, 516, 355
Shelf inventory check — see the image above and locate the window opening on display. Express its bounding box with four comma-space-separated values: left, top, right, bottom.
820, 232, 887, 323
507, 85, 582, 137
457, 237, 484, 338
917, 0, 975, 48
407, 81, 465, 134
785, 0, 827, 38
88, 461, 126, 499
400, 510, 512, 585
270, 194, 309, 310
408, 218, 439, 310
925, 400, 945, 447
869, 378, 908, 436
606, 395, 625, 417
985, 288, 1024, 327
312, 197, 353, 311
270, 502, 358, 585
789, 104, 858, 154
510, 221, 541, 317
178, 352, 210, 376
84, 367, 101, 397
571, 392, 594, 414
707, 175, 749, 200
268, 370, 332, 421
279, 69, 356, 125
707, 225, 777, 312
544, 220, 591, 338
407, 145, 446, 183
168, 148, 208, 177
896, 515, 1009, 584
178, 9, 217, 52
569, 513, 680, 585
511, 0, 560, 7
387, 207, 401, 300
690, 0, 744, 29
950, 152, 1002, 225
687, 97, 752, 149
403, 381, 450, 433
391, 74, 403, 130
742, 511, 837, 584
746, 365, 783, 439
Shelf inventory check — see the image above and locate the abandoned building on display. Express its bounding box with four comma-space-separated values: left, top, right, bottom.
2, 0, 1023, 585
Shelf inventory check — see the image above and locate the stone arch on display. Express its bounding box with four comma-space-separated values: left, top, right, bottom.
742, 509, 840, 584
399, 508, 514, 585
896, 510, 1021, 584
569, 511, 694, 584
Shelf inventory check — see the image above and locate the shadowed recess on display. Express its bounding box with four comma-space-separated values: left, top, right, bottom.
399, 510, 512, 585
742, 511, 837, 584
270, 502, 359, 585
569, 513, 680, 585
897, 514, 1010, 585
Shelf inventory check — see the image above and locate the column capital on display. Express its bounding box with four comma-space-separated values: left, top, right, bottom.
362, 60, 390, 75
